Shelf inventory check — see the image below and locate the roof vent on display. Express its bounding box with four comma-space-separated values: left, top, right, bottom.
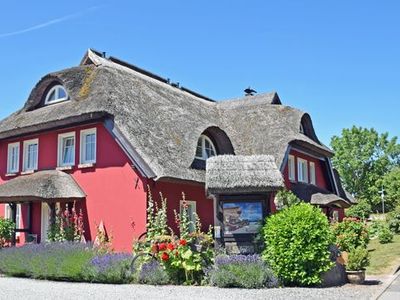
171, 82, 180, 88
244, 87, 257, 96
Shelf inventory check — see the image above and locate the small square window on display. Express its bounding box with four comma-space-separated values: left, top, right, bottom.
58, 132, 75, 167
80, 128, 97, 164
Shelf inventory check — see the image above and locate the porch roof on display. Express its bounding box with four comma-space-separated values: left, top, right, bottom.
291, 182, 350, 208
206, 155, 285, 194
0, 170, 86, 203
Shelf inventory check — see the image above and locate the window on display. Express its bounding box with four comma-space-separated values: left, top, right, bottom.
45, 85, 68, 105
288, 155, 295, 181
58, 132, 75, 167
23, 139, 38, 171
310, 162, 316, 185
80, 128, 97, 164
180, 200, 197, 233
5, 204, 21, 235
7, 142, 20, 173
297, 158, 308, 183
195, 135, 216, 160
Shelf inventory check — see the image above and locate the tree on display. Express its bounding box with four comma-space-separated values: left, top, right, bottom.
382, 167, 400, 211
331, 126, 400, 211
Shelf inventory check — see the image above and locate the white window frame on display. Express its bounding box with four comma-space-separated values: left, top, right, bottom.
310, 161, 316, 185
80, 128, 97, 164
180, 200, 197, 232
23, 139, 39, 171
195, 135, 217, 160
297, 158, 308, 183
58, 132, 76, 167
288, 155, 295, 181
7, 142, 20, 174
45, 85, 68, 105
5, 204, 21, 236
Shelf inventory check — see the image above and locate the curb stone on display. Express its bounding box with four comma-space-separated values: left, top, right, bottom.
372, 270, 400, 300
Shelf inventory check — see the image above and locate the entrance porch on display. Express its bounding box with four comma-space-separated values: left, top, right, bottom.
0, 170, 86, 246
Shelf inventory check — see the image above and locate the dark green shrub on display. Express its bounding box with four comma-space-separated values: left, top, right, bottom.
345, 199, 372, 220
209, 254, 278, 288
262, 203, 334, 286
0, 217, 15, 248
378, 226, 393, 244
387, 206, 400, 234
332, 217, 369, 252
346, 247, 369, 271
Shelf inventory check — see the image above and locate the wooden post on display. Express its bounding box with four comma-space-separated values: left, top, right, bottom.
9, 203, 17, 246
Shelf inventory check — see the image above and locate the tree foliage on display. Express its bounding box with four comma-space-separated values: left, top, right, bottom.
382, 167, 400, 210
331, 126, 400, 210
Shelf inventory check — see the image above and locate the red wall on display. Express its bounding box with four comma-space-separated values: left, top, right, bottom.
0, 123, 148, 251
147, 180, 214, 234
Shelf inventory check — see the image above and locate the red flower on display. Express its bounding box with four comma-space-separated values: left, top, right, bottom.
167, 243, 175, 250
161, 252, 169, 261
179, 239, 187, 246
159, 243, 167, 251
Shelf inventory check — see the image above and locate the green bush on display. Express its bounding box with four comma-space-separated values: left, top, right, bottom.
209, 254, 279, 288
274, 190, 300, 210
345, 199, 372, 220
378, 226, 394, 244
346, 247, 369, 271
0, 217, 15, 248
387, 206, 400, 234
332, 217, 369, 252
262, 203, 334, 286
368, 220, 385, 238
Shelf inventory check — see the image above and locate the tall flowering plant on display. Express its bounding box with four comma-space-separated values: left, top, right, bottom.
48, 203, 85, 242
332, 217, 369, 252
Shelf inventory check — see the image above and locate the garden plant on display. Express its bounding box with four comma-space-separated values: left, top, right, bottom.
0, 217, 15, 248
262, 202, 334, 286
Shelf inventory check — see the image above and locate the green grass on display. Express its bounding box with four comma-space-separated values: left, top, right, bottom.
367, 234, 400, 275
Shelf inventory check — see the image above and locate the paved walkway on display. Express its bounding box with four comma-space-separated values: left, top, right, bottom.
0, 276, 384, 300
377, 271, 400, 300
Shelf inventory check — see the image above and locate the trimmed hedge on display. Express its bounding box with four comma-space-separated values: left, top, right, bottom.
262, 203, 334, 286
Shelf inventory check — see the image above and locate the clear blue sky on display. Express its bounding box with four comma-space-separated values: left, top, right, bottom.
0, 0, 399, 145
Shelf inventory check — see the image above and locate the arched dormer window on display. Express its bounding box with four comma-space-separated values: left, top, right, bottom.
45, 85, 68, 105
195, 135, 216, 160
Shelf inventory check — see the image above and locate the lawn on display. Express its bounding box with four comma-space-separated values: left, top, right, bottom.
367, 234, 400, 275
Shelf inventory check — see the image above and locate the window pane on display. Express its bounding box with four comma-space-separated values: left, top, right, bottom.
48, 90, 56, 101
84, 133, 96, 162
62, 137, 74, 165
58, 87, 66, 99
27, 143, 37, 169
196, 146, 202, 158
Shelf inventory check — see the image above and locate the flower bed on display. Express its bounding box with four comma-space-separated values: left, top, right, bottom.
0, 242, 133, 283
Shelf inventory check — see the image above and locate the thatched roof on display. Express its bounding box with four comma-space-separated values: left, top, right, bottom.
0, 170, 86, 203
0, 49, 332, 183
333, 169, 357, 204
206, 155, 284, 194
291, 182, 350, 208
